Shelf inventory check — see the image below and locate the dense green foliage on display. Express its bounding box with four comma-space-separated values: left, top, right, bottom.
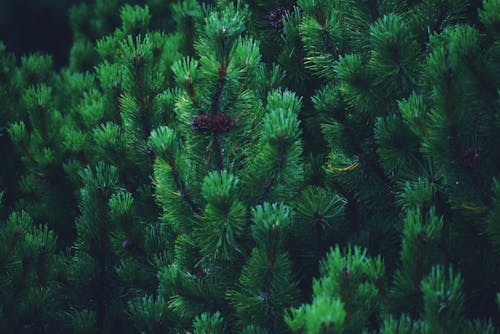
1, 0, 499, 333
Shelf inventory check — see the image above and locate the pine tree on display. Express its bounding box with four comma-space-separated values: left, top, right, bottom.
0, 201, 63, 333
0, 41, 20, 211
0, 0, 499, 333
268, 0, 500, 331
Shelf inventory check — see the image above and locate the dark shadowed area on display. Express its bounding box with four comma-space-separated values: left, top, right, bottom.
0, 0, 77, 67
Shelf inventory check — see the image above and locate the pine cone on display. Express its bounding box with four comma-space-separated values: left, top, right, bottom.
267, 6, 288, 29
192, 114, 212, 132
458, 147, 480, 168
146, 147, 156, 161
213, 114, 235, 134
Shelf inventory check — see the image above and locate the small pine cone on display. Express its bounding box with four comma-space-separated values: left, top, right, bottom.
132, 55, 142, 67
122, 239, 135, 249
258, 291, 271, 301
213, 114, 235, 134
192, 114, 212, 132
146, 147, 156, 161
267, 6, 288, 29
458, 147, 480, 168
342, 266, 350, 279
191, 267, 206, 279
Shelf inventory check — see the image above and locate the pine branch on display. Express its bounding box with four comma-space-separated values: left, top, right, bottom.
168, 158, 201, 215
367, 0, 380, 21
332, 179, 359, 233
209, 74, 227, 170
334, 109, 398, 191
95, 239, 107, 334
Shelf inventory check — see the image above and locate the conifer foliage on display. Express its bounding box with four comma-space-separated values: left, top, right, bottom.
0, 0, 499, 333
